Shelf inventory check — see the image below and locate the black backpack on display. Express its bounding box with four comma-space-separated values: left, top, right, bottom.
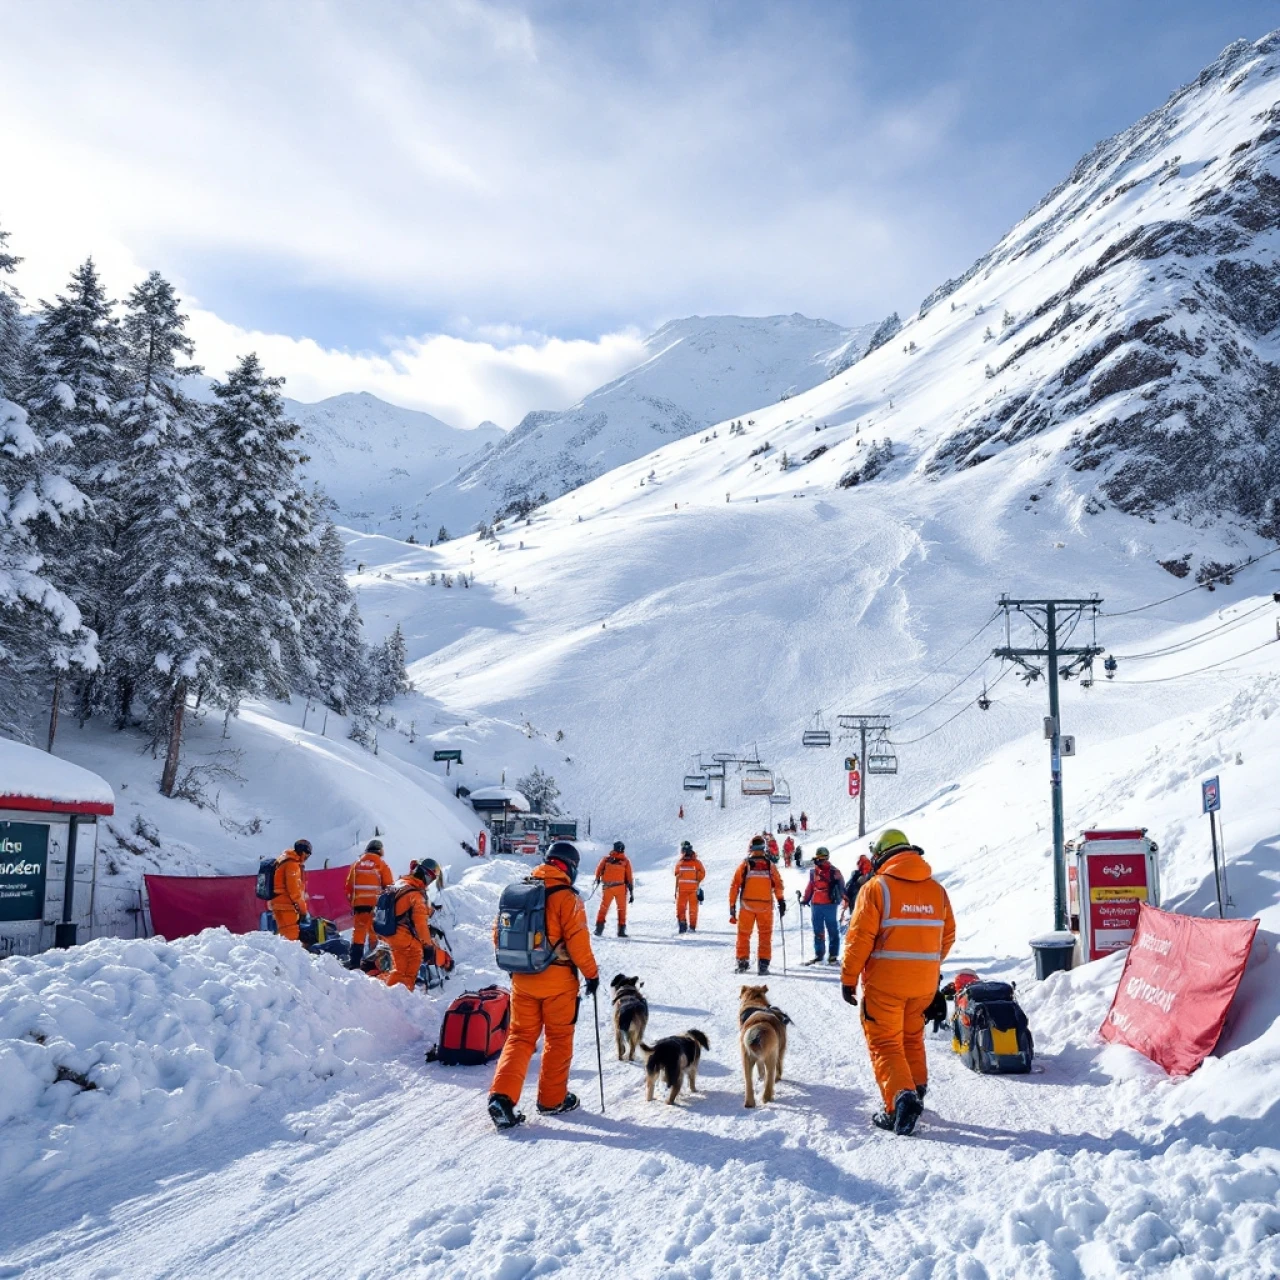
495, 879, 572, 974
255, 857, 278, 901
374, 885, 406, 938
952, 981, 1033, 1074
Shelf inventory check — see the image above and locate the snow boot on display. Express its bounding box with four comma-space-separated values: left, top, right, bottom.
757, 958, 770, 976
892, 1088, 923, 1136
617, 924, 627, 938
678, 920, 687, 934
872, 1109, 897, 1132
536, 1093, 581, 1116
688, 924, 696, 933
488, 1093, 525, 1132
916, 1083, 927, 1101
345, 942, 365, 971
594, 921, 605, 937
827, 955, 840, 966
736, 957, 751, 974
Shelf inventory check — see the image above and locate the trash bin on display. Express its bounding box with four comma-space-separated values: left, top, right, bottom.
1030, 931, 1076, 979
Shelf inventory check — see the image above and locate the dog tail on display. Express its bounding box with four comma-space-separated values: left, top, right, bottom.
744, 1024, 768, 1053
640, 1042, 655, 1054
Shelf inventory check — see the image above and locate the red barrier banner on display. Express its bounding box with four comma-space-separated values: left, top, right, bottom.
146, 864, 355, 940
1099, 902, 1258, 1075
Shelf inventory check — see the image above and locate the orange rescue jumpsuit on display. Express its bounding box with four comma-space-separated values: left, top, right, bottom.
490, 863, 599, 1109
345, 850, 394, 947
380, 875, 432, 990
842, 847, 956, 1110
674, 852, 706, 929
729, 855, 784, 962
594, 852, 633, 930
269, 848, 309, 941
782, 836, 795, 868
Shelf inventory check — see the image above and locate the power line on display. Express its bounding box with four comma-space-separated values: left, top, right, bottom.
893, 651, 996, 728
870, 609, 1001, 712
1113, 599, 1275, 661
1108, 637, 1278, 685
890, 664, 1014, 745
1101, 546, 1280, 618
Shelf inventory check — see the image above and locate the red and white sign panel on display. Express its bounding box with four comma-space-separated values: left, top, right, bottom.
848, 770, 861, 798
1085, 850, 1149, 960
1100, 903, 1258, 1076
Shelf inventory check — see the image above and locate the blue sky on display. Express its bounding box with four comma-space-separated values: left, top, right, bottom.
1, 1, 1276, 424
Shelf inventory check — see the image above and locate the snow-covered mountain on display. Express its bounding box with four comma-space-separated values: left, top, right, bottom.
286, 391, 502, 535
409, 312, 883, 535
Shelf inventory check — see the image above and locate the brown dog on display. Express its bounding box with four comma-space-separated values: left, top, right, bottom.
641, 1030, 710, 1104
739, 985, 789, 1108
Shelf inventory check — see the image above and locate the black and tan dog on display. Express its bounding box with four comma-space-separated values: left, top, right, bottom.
611, 973, 649, 1060
641, 1030, 710, 1104
739, 984, 790, 1108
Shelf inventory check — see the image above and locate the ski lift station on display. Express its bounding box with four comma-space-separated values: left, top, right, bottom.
0, 739, 115, 957
466, 785, 578, 853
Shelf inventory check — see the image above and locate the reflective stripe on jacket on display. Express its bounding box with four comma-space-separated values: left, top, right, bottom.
730, 857, 783, 909
841, 848, 955, 998
346, 852, 394, 907
674, 856, 706, 887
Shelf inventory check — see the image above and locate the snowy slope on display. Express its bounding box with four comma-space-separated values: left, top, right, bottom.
6, 32, 1280, 1280
414, 313, 882, 536
286, 391, 502, 536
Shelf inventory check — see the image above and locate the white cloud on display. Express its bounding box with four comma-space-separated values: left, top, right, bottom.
186, 308, 646, 428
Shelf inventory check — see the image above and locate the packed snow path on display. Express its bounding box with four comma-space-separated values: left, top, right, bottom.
4, 850, 1278, 1279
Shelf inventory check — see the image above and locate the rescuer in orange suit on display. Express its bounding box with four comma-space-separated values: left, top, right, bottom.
594, 841, 634, 937
729, 836, 786, 975
489, 842, 599, 1128
344, 837, 394, 969
380, 858, 448, 990
842, 829, 955, 1136
673, 840, 706, 933
782, 835, 796, 867
270, 838, 312, 941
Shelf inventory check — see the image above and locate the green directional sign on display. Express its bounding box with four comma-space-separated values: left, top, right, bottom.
433, 750, 463, 763
0, 821, 50, 922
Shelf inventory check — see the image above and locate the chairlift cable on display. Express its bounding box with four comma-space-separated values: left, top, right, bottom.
1111, 599, 1274, 661
1106, 637, 1278, 685
1100, 546, 1280, 617
870, 609, 1001, 712
889, 666, 1015, 746
894, 652, 996, 728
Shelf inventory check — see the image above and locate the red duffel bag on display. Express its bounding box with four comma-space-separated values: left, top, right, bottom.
427, 985, 511, 1065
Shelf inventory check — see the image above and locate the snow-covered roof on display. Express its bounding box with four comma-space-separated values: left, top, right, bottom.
467, 786, 530, 811
0, 738, 115, 815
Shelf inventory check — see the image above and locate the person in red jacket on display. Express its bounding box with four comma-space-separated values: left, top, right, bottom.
270, 839, 312, 941
800, 812, 809, 832
594, 841, 634, 937
729, 836, 786, 974
344, 838, 394, 969
782, 835, 796, 867
673, 840, 706, 933
801, 847, 846, 964
489, 842, 599, 1128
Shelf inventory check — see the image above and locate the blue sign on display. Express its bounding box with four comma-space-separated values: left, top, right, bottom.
1201, 776, 1221, 814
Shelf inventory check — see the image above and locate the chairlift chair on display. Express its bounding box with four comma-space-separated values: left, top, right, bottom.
683, 773, 710, 792
741, 767, 775, 796
866, 749, 899, 776
801, 711, 832, 749
770, 777, 792, 806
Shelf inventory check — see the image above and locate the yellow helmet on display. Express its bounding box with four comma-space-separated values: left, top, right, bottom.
871, 829, 911, 860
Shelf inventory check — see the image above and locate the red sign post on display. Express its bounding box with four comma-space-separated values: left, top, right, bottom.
847, 770, 861, 798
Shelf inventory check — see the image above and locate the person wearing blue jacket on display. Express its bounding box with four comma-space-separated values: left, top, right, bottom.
801, 847, 846, 964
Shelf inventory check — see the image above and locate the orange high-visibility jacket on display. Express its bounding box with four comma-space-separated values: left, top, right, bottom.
270, 848, 308, 915
730, 856, 784, 910
346, 851, 394, 908
674, 854, 706, 890
595, 853, 633, 891
388, 877, 431, 941
494, 862, 599, 984
841, 848, 956, 998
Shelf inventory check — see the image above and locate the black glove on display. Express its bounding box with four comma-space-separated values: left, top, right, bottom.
777, 899, 787, 917
842, 984, 858, 1006
696, 888, 704, 903
628, 891, 634, 904
584, 975, 600, 996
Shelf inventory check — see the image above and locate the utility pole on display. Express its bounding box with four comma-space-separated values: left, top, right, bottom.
836, 715, 891, 839
993, 596, 1103, 932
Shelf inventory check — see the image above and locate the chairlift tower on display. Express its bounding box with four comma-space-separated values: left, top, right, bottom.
992, 595, 1103, 933
836, 714, 892, 839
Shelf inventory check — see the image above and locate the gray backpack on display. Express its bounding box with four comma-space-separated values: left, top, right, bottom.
495, 879, 572, 974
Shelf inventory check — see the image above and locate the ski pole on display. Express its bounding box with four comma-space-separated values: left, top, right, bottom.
795, 890, 805, 962
592, 987, 606, 1113
779, 899, 787, 975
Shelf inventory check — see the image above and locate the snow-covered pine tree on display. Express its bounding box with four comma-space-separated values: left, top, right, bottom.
0, 229, 97, 743
26, 258, 124, 727
368, 621, 410, 705
515, 765, 562, 815
107, 273, 221, 792
201, 353, 312, 720
285, 518, 369, 716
